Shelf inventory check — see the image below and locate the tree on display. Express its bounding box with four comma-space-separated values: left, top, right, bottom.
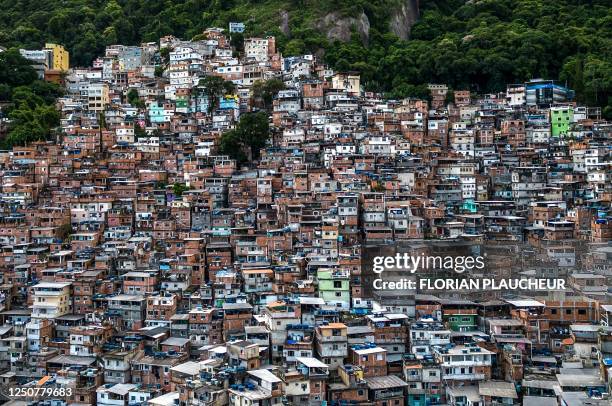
0, 49, 38, 87
28, 80, 63, 104
173, 182, 189, 196
154, 66, 165, 77
283, 39, 305, 56
0, 50, 63, 148
0, 85, 60, 149
0, 84, 11, 101
135, 122, 147, 138
159, 47, 171, 65
57, 223, 73, 241
445, 88, 455, 105
252, 78, 285, 110
230, 32, 244, 52
0, 0, 611, 110
219, 111, 269, 162
219, 129, 247, 162
235, 111, 269, 159
127, 88, 144, 108
198, 75, 236, 113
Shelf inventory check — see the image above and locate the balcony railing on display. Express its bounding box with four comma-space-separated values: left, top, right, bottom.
443, 373, 486, 380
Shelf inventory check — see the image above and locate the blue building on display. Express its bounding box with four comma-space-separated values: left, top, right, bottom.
229, 22, 245, 33
148, 102, 166, 123
525, 79, 574, 107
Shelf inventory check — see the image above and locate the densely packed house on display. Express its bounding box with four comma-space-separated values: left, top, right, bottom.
1, 24, 611, 406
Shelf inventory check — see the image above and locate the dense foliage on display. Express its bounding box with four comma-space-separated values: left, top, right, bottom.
197, 76, 237, 113
219, 111, 270, 163
252, 78, 286, 110
127, 88, 144, 108
0, 50, 62, 149
0, 0, 610, 115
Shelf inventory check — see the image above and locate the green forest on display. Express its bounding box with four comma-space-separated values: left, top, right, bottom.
0, 0, 611, 117
0, 50, 62, 149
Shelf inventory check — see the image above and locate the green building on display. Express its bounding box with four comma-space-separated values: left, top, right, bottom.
550, 106, 573, 137
442, 306, 477, 331
317, 268, 350, 310
462, 200, 478, 213
176, 94, 189, 113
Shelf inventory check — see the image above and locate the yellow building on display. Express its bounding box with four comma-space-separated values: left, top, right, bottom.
331, 72, 360, 96
32, 281, 72, 319
87, 82, 110, 112
44, 43, 69, 71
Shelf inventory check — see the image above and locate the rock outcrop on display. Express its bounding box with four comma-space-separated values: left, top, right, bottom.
390, 0, 420, 40
316, 12, 370, 45
279, 10, 290, 36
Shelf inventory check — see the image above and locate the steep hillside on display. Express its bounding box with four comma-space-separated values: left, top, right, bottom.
1, 0, 611, 115
0, 0, 417, 65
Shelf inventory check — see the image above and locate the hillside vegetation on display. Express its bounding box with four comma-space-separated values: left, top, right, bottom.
0, 0, 611, 115
0, 50, 61, 148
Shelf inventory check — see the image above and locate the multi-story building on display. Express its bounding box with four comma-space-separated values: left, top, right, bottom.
315, 323, 348, 371
409, 320, 451, 359
434, 344, 494, 385
31, 282, 72, 319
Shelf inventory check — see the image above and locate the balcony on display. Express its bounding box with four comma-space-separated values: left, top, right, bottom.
317, 348, 346, 357
430, 338, 451, 345
268, 311, 297, 319
34, 290, 65, 296
374, 389, 404, 400
404, 373, 423, 382
316, 334, 346, 343
443, 373, 485, 380
441, 359, 490, 367
331, 270, 350, 279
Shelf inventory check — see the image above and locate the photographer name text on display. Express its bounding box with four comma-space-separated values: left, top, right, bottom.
373, 277, 566, 291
